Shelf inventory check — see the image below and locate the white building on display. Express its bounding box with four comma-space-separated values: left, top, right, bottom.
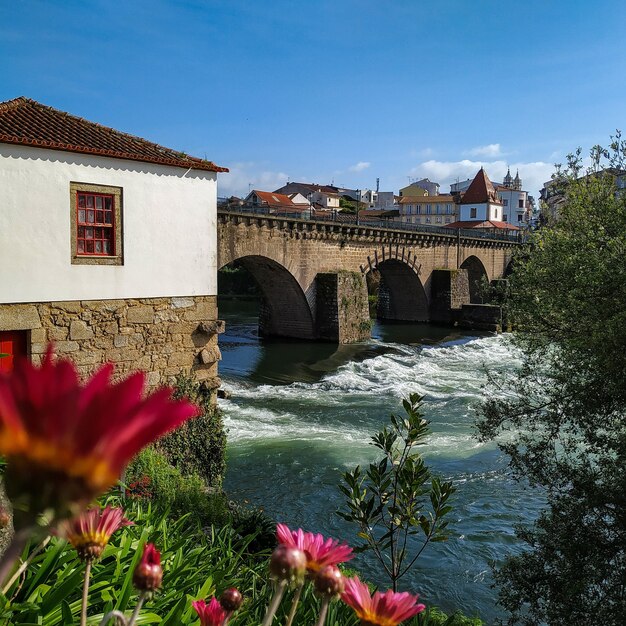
0, 97, 226, 392
458, 168, 504, 222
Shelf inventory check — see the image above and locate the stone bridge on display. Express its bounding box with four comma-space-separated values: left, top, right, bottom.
218, 211, 517, 343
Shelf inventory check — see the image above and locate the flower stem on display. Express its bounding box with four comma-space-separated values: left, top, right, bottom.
98, 610, 128, 625
285, 583, 303, 626
261, 579, 287, 626
313, 597, 330, 626
1, 535, 50, 595
127, 591, 146, 626
0, 528, 32, 589
81, 560, 92, 626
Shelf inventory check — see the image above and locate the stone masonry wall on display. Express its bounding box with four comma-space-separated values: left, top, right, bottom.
316, 271, 370, 343
0, 296, 222, 398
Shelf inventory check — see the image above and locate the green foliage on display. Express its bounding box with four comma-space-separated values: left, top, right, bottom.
218, 263, 260, 297
0, 500, 259, 624
156, 374, 226, 488
477, 134, 626, 626
413, 607, 483, 626
338, 393, 456, 591
125, 447, 228, 526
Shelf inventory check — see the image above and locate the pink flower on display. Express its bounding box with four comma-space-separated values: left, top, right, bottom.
341, 576, 425, 626
133, 543, 163, 592
193, 597, 228, 626
276, 523, 353, 573
57, 505, 132, 561
0, 347, 199, 516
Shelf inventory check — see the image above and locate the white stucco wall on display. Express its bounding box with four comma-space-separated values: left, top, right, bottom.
0, 144, 219, 303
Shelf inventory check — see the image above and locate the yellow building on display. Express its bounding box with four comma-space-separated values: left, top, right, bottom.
398, 195, 458, 225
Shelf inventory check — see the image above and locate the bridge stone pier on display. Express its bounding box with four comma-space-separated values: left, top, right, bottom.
218, 211, 517, 343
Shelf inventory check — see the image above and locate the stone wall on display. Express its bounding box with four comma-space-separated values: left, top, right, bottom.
0, 296, 222, 398
430, 269, 470, 324
316, 271, 370, 343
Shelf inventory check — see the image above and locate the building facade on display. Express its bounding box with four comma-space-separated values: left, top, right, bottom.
398, 195, 458, 225
0, 97, 226, 395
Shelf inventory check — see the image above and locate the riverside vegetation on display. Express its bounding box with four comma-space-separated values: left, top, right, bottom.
0, 352, 480, 625
477, 135, 626, 625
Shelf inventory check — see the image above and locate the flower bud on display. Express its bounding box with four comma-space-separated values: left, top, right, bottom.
0, 509, 11, 529
314, 565, 344, 598
133, 543, 163, 592
219, 587, 243, 612
269, 544, 307, 584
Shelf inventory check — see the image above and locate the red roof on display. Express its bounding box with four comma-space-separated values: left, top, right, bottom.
0, 97, 227, 173
460, 168, 502, 205
444, 220, 520, 231
249, 190, 298, 209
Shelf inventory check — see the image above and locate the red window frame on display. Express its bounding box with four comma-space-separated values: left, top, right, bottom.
76, 192, 115, 256
0, 331, 28, 373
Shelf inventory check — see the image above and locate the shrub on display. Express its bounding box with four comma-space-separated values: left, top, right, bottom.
156, 374, 226, 488
125, 447, 228, 526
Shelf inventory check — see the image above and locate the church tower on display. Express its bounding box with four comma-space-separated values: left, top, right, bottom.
513, 170, 522, 191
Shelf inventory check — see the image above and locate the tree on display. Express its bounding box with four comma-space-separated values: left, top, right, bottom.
476, 133, 626, 625
337, 393, 455, 591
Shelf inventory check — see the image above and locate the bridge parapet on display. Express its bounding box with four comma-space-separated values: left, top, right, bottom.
217, 209, 522, 247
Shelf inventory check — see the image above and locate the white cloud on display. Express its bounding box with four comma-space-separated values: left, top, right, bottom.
465, 143, 503, 157
217, 162, 289, 198
409, 158, 555, 197
348, 161, 371, 172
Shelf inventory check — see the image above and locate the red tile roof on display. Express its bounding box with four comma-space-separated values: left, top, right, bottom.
444, 220, 520, 231
249, 190, 297, 209
0, 97, 227, 173
460, 168, 502, 205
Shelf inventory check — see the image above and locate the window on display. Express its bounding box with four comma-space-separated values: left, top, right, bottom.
0, 331, 27, 372
416, 205, 422, 214
504, 214, 508, 222
518, 215, 523, 222
445, 217, 452, 223
518, 199, 524, 208
426, 204, 432, 214
436, 216, 442, 223
470, 207, 477, 218
425, 216, 431, 223
70, 183, 123, 265
446, 204, 452, 214
503, 199, 509, 206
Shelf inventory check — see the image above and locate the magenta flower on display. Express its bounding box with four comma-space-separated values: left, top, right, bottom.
193, 597, 229, 626
133, 543, 163, 592
0, 347, 199, 515
276, 523, 353, 573
341, 576, 425, 626
57, 505, 132, 561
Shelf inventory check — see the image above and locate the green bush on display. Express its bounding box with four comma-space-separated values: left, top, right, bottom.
125, 447, 228, 526
156, 374, 226, 488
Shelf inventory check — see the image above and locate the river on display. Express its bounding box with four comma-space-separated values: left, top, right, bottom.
218, 298, 543, 623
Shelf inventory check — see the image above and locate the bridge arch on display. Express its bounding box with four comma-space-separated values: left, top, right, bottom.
460, 255, 488, 303
220, 255, 315, 340
368, 259, 429, 322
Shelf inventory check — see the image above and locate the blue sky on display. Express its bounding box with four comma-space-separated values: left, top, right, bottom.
1, 0, 625, 198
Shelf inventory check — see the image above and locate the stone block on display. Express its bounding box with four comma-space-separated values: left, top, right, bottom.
146, 371, 161, 387
72, 350, 103, 366
183, 301, 217, 321
114, 334, 128, 348
171, 297, 195, 309
70, 320, 94, 340
51, 301, 82, 314
168, 352, 192, 368
48, 326, 69, 341
30, 328, 47, 343
200, 345, 222, 364
0, 304, 42, 330
56, 340, 80, 353
126, 306, 154, 324
198, 320, 226, 335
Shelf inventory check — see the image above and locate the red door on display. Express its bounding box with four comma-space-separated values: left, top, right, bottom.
0, 331, 28, 373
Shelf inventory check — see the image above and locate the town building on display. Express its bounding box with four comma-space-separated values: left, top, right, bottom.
398, 195, 458, 225
0, 97, 226, 394
399, 178, 440, 197
457, 168, 504, 222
